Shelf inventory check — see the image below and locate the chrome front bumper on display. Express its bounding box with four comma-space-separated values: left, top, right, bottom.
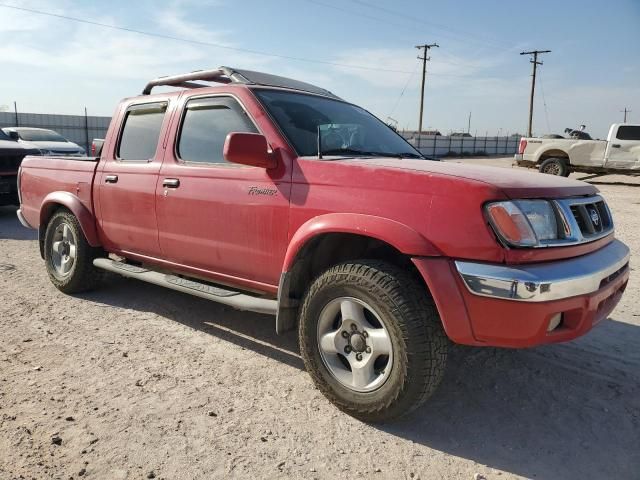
455, 239, 630, 302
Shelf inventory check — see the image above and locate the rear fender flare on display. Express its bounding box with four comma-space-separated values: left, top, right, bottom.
40, 192, 100, 247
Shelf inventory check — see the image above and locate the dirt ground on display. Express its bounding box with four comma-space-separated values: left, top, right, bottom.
1, 157, 638, 480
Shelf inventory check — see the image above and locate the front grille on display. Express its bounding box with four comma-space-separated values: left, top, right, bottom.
552, 195, 614, 245
569, 200, 611, 236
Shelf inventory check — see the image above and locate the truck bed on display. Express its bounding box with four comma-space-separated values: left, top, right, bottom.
19, 155, 99, 230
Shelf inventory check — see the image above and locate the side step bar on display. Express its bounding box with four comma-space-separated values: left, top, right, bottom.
93, 258, 278, 315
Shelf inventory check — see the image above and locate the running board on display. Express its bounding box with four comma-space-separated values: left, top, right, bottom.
93, 258, 277, 315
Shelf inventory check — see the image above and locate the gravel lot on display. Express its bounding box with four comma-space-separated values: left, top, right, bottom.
1, 157, 638, 479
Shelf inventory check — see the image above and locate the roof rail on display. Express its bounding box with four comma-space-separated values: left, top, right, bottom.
142, 66, 340, 99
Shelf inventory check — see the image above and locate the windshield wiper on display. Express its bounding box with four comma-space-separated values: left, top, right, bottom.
321, 148, 426, 159
321, 148, 379, 157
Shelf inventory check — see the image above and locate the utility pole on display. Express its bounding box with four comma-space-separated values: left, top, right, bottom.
416, 43, 439, 149
520, 49, 551, 137
467, 111, 472, 134
621, 108, 631, 123
13, 101, 18, 127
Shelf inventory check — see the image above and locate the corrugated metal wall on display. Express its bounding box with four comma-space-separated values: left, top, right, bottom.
0, 112, 110, 153
402, 133, 520, 157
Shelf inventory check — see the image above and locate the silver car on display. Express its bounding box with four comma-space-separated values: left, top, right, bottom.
2, 127, 85, 156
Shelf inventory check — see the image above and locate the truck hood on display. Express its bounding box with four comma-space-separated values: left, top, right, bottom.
346, 157, 597, 199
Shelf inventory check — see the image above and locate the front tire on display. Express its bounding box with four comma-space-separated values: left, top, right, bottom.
299, 261, 448, 422
43, 210, 103, 294
539, 157, 570, 176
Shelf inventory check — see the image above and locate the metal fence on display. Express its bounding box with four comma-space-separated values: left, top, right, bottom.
402, 134, 520, 158
0, 112, 110, 153
0, 111, 521, 159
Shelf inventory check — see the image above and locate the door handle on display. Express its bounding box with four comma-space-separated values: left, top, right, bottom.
612, 144, 621, 148
163, 178, 180, 188
104, 174, 118, 183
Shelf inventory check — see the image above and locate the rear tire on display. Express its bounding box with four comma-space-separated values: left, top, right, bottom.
298, 260, 448, 422
43, 210, 104, 294
539, 157, 570, 176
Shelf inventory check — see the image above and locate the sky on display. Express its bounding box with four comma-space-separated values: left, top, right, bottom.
0, 0, 638, 139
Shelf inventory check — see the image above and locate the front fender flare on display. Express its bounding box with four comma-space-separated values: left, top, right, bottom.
282, 213, 440, 272
40, 191, 100, 247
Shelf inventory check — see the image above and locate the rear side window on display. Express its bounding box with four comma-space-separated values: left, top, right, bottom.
177, 97, 258, 164
616, 126, 640, 141
118, 102, 167, 161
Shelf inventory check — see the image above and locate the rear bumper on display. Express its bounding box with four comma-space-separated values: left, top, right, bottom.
413, 239, 630, 348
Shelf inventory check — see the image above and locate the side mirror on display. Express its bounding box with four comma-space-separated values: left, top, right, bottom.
223, 132, 277, 169
8, 131, 19, 140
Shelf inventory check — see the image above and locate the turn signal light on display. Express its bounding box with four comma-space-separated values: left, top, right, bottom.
485, 202, 537, 246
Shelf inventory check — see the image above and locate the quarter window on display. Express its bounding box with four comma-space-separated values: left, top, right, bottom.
177, 97, 258, 164
616, 126, 640, 141
118, 102, 167, 161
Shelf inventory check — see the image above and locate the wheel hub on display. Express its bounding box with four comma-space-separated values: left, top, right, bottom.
317, 297, 393, 393
349, 332, 367, 352
50, 222, 77, 278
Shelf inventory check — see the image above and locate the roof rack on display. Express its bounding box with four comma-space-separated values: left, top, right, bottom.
142, 66, 340, 99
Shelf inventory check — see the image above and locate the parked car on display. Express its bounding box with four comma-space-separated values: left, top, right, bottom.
515, 123, 640, 176
2, 127, 85, 156
91, 138, 104, 157
0, 128, 40, 206
16, 67, 630, 421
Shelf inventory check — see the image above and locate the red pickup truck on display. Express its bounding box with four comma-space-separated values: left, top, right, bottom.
16, 67, 630, 421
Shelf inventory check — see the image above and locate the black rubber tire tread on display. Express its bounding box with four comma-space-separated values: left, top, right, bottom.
539, 157, 570, 177
43, 210, 104, 294
298, 260, 448, 422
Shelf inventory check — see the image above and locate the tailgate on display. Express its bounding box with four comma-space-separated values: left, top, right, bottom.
19, 155, 99, 228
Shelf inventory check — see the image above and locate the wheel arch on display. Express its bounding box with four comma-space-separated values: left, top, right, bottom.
39, 192, 100, 258
537, 149, 571, 164
276, 214, 442, 334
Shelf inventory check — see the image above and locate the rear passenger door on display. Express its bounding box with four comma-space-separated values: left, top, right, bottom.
155, 94, 291, 289
605, 125, 640, 169
97, 100, 170, 257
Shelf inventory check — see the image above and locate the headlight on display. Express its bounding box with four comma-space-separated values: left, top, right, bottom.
485, 200, 559, 247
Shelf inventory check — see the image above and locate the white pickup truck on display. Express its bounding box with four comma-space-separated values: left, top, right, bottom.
515, 124, 640, 176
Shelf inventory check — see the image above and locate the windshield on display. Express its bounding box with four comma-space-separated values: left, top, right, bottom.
253, 89, 422, 159
0, 129, 12, 141
16, 129, 68, 142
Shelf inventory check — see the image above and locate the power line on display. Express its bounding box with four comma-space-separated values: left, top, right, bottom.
387, 60, 420, 119
416, 43, 439, 148
0, 3, 532, 82
538, 69, 552, 133
520, 49, 551, 137
347, 0, 515, 52
0, 3, 412, 74
302, 0, 511, 67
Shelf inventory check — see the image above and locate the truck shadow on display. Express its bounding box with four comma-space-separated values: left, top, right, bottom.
81, 277, 640, 479
381, 319, 640, 479
79, 277, 304, 371
0, 206, 37, 240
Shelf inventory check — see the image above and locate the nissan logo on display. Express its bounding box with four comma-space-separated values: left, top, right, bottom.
589, 208, 600, 227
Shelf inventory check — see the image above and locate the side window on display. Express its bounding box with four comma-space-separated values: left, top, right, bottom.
616, 126, 640, 141
118, 102, 167, 161
177, 97, 258, 164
